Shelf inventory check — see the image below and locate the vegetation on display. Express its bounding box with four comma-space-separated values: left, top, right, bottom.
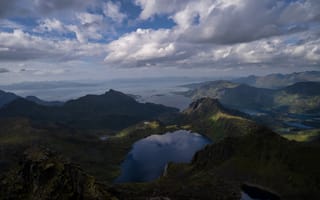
282, 129, 320, 142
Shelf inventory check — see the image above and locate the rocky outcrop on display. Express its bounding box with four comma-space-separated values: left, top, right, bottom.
0, 147, 117, 200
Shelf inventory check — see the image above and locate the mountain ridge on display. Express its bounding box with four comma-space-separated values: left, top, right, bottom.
234, 71, 320, 89
180, 80, 320, 114
0, 89, 178, 130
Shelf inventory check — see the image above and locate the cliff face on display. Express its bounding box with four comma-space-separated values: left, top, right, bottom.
0, 147, 117, 200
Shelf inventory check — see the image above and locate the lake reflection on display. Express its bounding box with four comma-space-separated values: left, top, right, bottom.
115, 130, 211, 183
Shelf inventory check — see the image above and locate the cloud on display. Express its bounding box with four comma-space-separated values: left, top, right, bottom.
134, 0, 186, 20
32, 0, 95, 15
0, 68, 9, 73
103, 1, 126, 23
0, 0, 319, 83
0, 0, 97, 19
35, 12, 106, 43
136, 0, 320, 44
35, 18, 66, 33
0, 19, 24, 30
105, 25, 320, 70
105, 28, 181, 67
0, 29, 107, 61
103, 0, 320, 70
0, 0, 18, 18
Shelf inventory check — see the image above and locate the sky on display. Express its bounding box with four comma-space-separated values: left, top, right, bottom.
0, 0, 319, 84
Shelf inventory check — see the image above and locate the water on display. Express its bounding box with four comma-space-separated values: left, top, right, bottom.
239, 109, 268, 116
241, 184, 280, 200
115, 130, 211, 183
241, 192, 254, 200
284, 121, 313, 129
138, 93, 192, 110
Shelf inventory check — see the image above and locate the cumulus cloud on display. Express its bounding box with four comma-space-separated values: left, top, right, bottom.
105, 29, 179, 66
35, 12, 106, 43
134, 0, 186, 20
135, 0, 320, 44
35, 18, 66, 33
105, 26, 320, 69
32, 0, 95, 14
0, 29, 106, 61
0, 0, 96, 19
103, 0, 320, 70
103, 1, 126, 23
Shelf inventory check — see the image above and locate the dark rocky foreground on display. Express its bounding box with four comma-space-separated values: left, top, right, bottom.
0, 147, 116, 200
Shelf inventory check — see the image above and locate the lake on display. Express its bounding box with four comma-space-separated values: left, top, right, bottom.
284, 121, 313, 129
115, 130, 211, 183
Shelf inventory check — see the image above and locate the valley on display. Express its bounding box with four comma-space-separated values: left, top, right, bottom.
0, 71, 320, 200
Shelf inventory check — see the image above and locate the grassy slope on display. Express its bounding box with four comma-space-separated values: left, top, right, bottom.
282, 129, 320, 142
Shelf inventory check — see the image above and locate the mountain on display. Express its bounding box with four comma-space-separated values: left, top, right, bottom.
0, 89, 64, 108
181, 80, 239, 99
0, 81, 98, 90
273, 82, 320, 113
234, 71, 320, 89
219, 84, 275, 109
0, 90, 19, 108
179, 98, 259, 140
0, 89, 178, 130
283, 82, 320, 96
25, 96, 64, 106
180, 81, 320, 114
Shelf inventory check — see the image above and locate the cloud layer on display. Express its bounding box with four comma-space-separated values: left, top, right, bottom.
0, 0, 319, 83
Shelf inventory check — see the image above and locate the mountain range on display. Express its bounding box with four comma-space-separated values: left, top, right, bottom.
181, 81, 320, 114
0, 89, 178, 130
0, 90, 64, 108
234, 71, 320, 89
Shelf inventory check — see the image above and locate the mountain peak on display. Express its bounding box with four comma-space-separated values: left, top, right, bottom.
183, 98, 225, 116
106, 89, 121, 94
